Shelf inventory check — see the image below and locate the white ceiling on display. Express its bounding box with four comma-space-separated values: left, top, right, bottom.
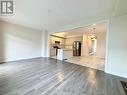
52, 22, 107, 38
0, 0, 127, 31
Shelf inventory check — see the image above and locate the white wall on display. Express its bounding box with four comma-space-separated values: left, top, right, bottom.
0, 21, 42, 62
106, 14, 127, 78
96, 32, 106, 58
41, 30, 47, 57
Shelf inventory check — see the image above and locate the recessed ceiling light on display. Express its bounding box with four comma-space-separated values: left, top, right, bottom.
93, 24, 96, 26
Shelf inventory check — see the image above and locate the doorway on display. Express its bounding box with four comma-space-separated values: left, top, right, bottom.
49, 22, 108, 71
88, 35, 97, 55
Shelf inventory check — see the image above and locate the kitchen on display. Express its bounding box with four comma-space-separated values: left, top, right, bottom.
50, 33, 82, 58
50, 22, 106, 71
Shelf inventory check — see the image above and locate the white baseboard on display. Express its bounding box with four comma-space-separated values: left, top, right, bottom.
105, 70, 127, 79
0, 56, 42, 63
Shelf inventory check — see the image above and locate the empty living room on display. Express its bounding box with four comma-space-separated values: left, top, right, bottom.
0, 0, 127, 95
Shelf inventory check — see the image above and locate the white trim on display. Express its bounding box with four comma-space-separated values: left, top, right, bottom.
106, 71, 127, 79
66, 35, 83, 38
105, 20, 110, 72
0, 57, 42, 63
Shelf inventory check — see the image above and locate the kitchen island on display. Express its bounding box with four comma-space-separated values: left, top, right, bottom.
57, 49, 73, 60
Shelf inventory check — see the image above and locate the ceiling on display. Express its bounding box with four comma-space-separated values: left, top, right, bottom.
0, 0, 127, 31
52, 22, 107, 38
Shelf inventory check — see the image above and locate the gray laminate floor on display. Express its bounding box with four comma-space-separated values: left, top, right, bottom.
0, 58, 126, 95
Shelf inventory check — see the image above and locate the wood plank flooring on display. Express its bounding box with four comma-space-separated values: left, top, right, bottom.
0, 58, 126, 95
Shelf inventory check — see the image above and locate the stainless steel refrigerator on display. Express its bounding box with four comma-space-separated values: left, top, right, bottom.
73, 41, 81, 56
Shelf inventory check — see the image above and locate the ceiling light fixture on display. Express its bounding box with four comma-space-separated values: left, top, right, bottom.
93, 24, 96, 26
90, 28, 96, 35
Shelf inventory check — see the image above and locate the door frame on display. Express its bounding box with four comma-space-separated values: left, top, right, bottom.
46, 20, 109, 72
